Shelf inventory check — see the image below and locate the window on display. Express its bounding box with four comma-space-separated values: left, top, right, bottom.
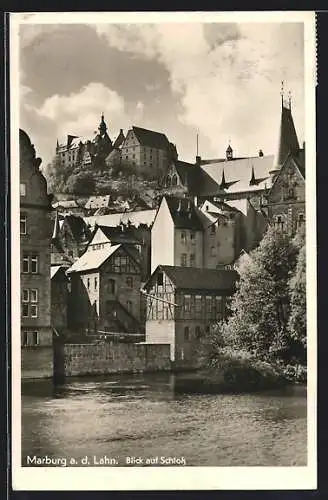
211, 246, 216, 257
31, 255, 38, 273
181, 231, 186, 241
172, 175, 178, 186
30, 304, 38, 318
22, 304, 29, 317
184, 295, 191, 312
32, 331, 39, 345
195, 295, 202, 313
184, 326, 190, 341
195, 326, 202, 339
22, 254, 29, 273
157, 272, 164, 286
94, 277, 98, 290
127, 300, 133, 313
206, 296, 212, 314
87, 278, 90, 290
22, 330, 28, 346
126, 277, 133, 288
190, 253, 196, 267
20, 214, 27, 235
274, 215, 285, 231
21, 288, 38, 318
20, 183, 26, 196
190, 231, 196, 241
108, 279, 115, 294
216, 296, 223, 316
180, 253, 187, 267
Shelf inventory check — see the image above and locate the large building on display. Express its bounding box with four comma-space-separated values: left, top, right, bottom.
20, 129, 53, 347
120, 126, 178, 179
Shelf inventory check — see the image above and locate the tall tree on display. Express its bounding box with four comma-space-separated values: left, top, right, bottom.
220, 226, 300, 361
288, 244, 306, 351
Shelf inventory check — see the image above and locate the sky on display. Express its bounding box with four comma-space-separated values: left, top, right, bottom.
19, 20, 305, 167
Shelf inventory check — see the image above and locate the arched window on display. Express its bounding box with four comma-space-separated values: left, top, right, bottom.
166, 176, 172, 188
274, 214, 286, 232
172, 174, 178, 186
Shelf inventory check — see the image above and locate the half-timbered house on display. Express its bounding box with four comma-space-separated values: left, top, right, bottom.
143, 265, 238, 368
67, 244, 142, 335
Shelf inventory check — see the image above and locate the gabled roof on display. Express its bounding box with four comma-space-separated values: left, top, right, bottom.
67, 244, 122, 273
147, 265, 238, 292
164, 196, 204, 231
131, 126, 170, 150
199, 155, 274, 196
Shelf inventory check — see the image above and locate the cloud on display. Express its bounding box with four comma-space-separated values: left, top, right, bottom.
35, 82, 126, 143
93, 22, 304, 157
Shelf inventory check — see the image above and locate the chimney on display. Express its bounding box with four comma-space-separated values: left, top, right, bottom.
259, 149, 264, 157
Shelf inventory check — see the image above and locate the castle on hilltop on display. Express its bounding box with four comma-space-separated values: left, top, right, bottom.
55, 115, 178, 179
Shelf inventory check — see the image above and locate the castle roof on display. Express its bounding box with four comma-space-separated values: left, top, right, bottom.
132, 126, 170, 150
199, 155, 274, 196
113, 129, 125, 149
173, 160, 200, 195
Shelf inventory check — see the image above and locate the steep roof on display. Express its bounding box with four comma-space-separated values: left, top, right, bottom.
132, 126, 170, 150
64, 215, 89, 242
275, 104, 300, 167
84, 209, 157, 229
199, 155, 274, 196
96, 225, 143, 244
152, 265, 238, 292
113, 129, 125, 149
174, 160, 200, 195
67, 244, 122, 273
164, 196, 204, 231
53, 199, 80, 209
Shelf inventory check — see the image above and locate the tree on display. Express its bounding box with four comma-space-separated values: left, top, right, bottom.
220, 226, 300, 362
65, 171, 96, 195
288, 244, 306, 352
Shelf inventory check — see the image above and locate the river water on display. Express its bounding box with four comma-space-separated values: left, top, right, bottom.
21, 373, 307, 467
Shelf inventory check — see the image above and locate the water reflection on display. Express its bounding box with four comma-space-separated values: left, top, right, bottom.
21, 373, 307, 467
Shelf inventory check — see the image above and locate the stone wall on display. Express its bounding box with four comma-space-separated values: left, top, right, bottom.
21, 346, 53, 379
55, 341, 171, 377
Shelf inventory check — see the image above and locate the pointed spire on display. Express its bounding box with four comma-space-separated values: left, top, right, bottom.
250, 165, 256, 186
274, 86, 300, 167
226, 141, 233, 160
52, 210, 60, 241
220, 169, 227, 189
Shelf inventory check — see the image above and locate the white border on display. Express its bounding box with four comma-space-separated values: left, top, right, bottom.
11, 11, 317, 491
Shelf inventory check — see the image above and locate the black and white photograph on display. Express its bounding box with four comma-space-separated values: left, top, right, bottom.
11, 11, 317, 491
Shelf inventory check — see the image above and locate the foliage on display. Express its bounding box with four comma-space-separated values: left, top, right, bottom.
64, 171, 96, 195
200, 227, 307, 384
288, 245, 307, 350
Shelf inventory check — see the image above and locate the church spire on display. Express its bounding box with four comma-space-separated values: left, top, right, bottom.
98, 113, 107, 136
220, 168, 227, 189
250, 165, 257, 186
274, 84, 300, 167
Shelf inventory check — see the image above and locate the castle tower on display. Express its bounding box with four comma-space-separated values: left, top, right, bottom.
98, 113, 108, 137
226, 143, 233, 161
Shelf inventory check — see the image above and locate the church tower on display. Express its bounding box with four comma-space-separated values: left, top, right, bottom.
270, 83, 300, 180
